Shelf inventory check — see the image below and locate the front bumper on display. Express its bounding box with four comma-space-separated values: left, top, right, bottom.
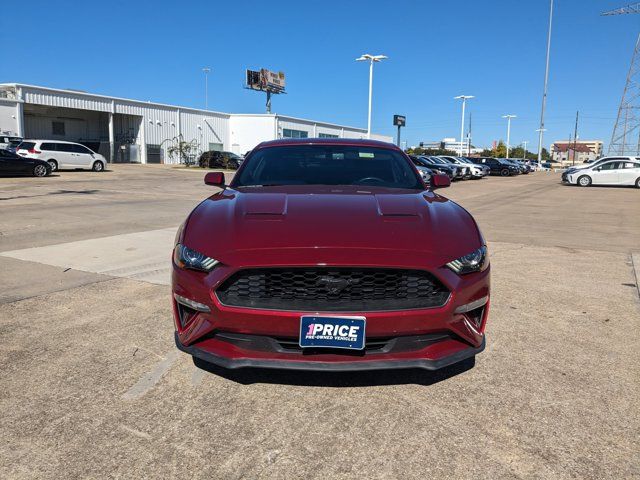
176, 331, 485, 371
172, 255, 490, 372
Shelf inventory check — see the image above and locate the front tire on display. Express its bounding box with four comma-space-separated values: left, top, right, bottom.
500, 168, 509, 177
635, 177, 640, 188
92, 161, 104, 172
33, 164, 48, 177
47, 159, 58, 172
577, 175, 592, 187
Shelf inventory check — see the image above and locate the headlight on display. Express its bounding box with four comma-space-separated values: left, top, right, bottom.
173, 244, 219, 272
446, 246, 489, 275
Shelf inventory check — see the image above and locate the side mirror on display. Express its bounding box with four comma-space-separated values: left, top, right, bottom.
431, 174, 451, 190
204, 172, 225, 186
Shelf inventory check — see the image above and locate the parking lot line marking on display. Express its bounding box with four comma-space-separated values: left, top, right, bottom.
122, 350, 180, 400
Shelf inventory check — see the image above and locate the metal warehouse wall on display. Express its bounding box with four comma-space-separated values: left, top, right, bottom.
23, 88, 112, 113
276, 116, 368, 140
0, 100, 19, 136
18, 85, 231, 163
23, 106, 107, 141
229, 115, 276, 154
5, 84, 393, 162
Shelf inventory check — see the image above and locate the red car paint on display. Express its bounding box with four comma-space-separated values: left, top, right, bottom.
173, 139, 489, 371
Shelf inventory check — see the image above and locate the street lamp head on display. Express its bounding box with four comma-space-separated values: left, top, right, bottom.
356, 54, 388, 62
202, 67, 211, 74
454, 95, 474, 100
502, 114, 517, 119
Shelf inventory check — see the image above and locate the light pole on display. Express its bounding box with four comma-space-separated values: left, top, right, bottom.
537, 0, 554, 163
356, 54, 388, 138
202, 67, 211, 110
522, 140, 529, 160
502, 115, 516, 158
454, 95, 474, 156
536, 128, 547, 164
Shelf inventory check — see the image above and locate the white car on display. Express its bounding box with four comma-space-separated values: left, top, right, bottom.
456, 157, 490, 178
16, 140, 106, 172
566, 158, 640, 188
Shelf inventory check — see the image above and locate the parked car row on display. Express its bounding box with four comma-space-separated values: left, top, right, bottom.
407, 154, 540, 183
0, 138, 107, 176
198, 150, 244, 169
561, 156, 640, 188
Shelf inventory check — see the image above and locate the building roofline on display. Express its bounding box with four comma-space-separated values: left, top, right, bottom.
0, 83, 231, 117
0, 83, 372, 133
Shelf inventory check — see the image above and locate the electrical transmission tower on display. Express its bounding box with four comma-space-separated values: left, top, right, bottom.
603, 3, 640, 155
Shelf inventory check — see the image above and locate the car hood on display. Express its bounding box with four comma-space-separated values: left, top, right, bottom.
183, 185, 483, 267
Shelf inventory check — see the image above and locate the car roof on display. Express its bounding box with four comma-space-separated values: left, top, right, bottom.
254, 138, 399, 150
22, 139, 81, 144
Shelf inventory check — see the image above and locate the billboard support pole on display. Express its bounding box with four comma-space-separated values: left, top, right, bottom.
266, 91, 272, 114
397, 125, 401, 147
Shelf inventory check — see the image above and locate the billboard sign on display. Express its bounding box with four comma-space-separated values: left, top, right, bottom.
246, 69, 286, 93
393, 115, 406, 127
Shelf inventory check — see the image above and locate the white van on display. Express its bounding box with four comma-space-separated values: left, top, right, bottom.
16, 140, 106, 172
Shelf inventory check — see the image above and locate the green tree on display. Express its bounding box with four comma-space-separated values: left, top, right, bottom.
494, 141, 507, 158
540, 147, 551, 161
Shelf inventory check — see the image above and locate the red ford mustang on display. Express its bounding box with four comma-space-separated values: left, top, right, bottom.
172, 139, 489, 371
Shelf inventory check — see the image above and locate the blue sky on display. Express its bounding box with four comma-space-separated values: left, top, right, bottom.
1, 0, 637, 151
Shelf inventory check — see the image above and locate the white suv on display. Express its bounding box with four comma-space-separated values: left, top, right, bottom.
16, 140, 106, 172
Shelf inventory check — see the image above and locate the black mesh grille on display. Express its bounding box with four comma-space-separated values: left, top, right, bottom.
215, 268, 450, 311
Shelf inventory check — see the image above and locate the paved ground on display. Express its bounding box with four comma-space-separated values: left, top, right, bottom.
0, 166, 638, 479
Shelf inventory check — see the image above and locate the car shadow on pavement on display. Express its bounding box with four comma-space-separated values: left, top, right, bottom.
193, 357, 476, 387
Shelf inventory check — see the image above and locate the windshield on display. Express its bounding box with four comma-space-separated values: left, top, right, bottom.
233, 145, 423, 189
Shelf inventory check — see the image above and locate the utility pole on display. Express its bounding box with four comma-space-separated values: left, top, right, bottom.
537, 0, 554, 163
522, 140, 529, 160
572, 110, 579, 165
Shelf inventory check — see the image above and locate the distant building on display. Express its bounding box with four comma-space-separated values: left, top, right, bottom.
412, 137, 483, 155
0, 83, 391, 164
551, 140, 603, 165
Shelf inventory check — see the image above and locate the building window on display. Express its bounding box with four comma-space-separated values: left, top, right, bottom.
318, 133, 339, 138
52, 121, 65, 136
282, 128, 308, 139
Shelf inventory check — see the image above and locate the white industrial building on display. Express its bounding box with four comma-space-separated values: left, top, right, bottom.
0, 83, 391, 164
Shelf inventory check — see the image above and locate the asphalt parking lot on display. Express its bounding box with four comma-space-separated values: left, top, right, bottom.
1, 165, 639, 479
